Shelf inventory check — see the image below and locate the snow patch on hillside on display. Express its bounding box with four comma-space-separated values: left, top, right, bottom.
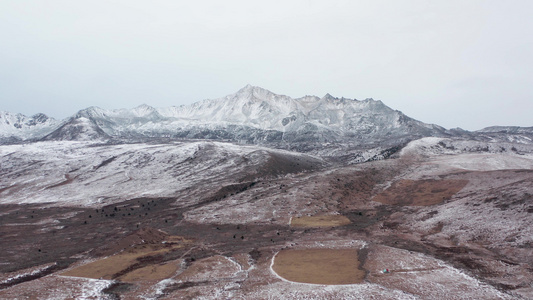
401, 137, 533, 171
0, 141, 318, 207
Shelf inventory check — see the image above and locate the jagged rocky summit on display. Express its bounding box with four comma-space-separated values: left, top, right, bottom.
1, 85, 532, 154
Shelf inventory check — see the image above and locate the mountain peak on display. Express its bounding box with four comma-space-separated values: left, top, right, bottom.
1, 86, 454, 146
31, 113, 50, 121
42, 117, 109, 141
135, 103, 154, 109
322, 93, 336, 101
235, 84, 271, 96
76, 106, 107, 119
0, 111, 58, 139
229, 85, 285, 107
131, 104, 157, 116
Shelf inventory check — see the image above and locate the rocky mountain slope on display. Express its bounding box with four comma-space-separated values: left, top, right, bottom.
0, 112, 59, 143
1, 85, 449, 148
3, 85, 532, 161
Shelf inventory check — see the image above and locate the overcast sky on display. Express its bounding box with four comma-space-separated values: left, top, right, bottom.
0, 0, 532, 130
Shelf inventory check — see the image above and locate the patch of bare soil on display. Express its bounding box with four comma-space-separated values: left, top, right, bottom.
62, 234, 187, 280
96, 227, 171, 256
373, 179, 468, 206
118, 260, 181, 282
290, 215, 351, 228
272, 249, 364, 285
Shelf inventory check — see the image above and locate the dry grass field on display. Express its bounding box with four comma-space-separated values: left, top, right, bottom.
290, 215, 352, 228
118, 260, 181, 282
62, 236, 186, 280
272, 248, 364, 285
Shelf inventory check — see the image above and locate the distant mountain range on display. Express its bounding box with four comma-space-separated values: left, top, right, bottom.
2, 85, 532, 153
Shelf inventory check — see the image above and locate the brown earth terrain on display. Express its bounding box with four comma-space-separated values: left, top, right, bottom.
0, 148, 532, 299
289, 215, 352, 228
372, 179, 469, 206
272, 248, 364, 284
62, 232, 187, 280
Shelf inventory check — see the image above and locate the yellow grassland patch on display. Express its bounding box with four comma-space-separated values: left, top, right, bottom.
118, 259, 181, 282
290, 215, 351, 228
272, 248, 364, 285
62, 236, 187, 280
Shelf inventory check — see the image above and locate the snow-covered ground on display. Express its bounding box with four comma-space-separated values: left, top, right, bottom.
0, 140, 319, 207
0, 274, 113, 299
400, 137, 533, 172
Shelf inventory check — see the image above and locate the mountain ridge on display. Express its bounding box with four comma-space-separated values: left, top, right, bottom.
49, 85, 449, 147
1, 85, 532, 155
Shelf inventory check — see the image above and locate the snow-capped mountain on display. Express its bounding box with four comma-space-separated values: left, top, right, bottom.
478, 126, 533, 134
6, 85, 446, 146
0, 111, 59, 142
1, 85, 531, 153
153, 85, 448, 143
162, 85, 430, 132
42, 117, 110, 141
